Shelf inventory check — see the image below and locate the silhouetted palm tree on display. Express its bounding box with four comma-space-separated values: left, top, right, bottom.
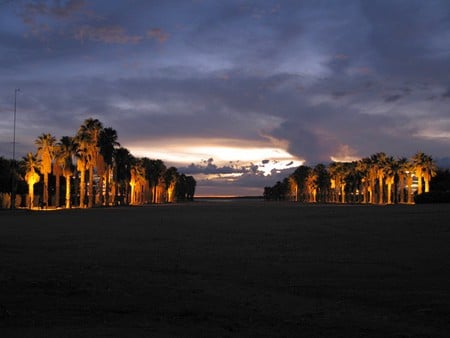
313, 164, 330, 203
290, 165, 311, 203
74, 131, 91, 208
99, 127, 120, 206
113, 147, 133, 205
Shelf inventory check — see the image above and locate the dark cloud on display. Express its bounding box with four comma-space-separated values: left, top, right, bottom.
384, 94, 402, 103
0, 0, 449, 195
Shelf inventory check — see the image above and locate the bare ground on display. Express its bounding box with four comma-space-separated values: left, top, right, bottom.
1, 202, 449, 337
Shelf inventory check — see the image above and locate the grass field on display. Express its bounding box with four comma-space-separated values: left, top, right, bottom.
1, 202, 450, 337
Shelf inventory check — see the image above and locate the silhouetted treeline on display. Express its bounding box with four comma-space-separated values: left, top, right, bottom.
264, 152, 444, 204
0, 118, 196, 209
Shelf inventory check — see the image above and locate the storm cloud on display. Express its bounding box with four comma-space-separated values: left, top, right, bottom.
1, 0, 449, 195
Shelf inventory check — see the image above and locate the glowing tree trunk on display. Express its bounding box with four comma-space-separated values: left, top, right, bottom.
130, 180, 136, 205
416, 171, 423, 195
407, 175, 413, 204
424, 172, 431, 193
88, 165, 95, 208
64, 173, 71, 208
53, 163, 62, 207
78, 164, 86, 208
378, 174, 384, 204
26, 171, 40, 208
340, 183, 346, 203
386, 177, 394, 204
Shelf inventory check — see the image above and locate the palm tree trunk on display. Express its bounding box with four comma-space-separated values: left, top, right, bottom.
407, 176, 413, 204
88, 166, 94, 208
424, 177, 430, 193
55, 174, 60, 207
44, 173, 49, 207
80, 169, 86, 208
105, 166, 111, 206
65, 174, 71, 208
387, 183, 392, 204
378, 176, 384, 204
29, 183, 34, 209
416, 173, 423, 195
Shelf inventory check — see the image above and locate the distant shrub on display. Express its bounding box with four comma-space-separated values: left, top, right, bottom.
414, 191, 450, 204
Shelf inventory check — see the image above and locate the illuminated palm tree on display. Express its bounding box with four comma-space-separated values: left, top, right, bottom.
395, 157, 408, 203
412, 152, 437, 194
306, 170, 318, 202
383, 156, 396, 204
164, 167, 179, 203
144, 159, 167, 203
360, 157, 377, 203
355, 159, 369, 203
288, 176, 298, 202
56, 136, 76, 208
22, 152, 41, 208
35, 133, 56, 207
78, 118, 103, 208
130, 159, 146, 205
370, 152, 388, 204
328, 162, 345, 203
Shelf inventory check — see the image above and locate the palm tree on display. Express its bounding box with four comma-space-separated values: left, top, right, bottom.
383, 156, 396, 204
370, 152, 388, 204
290, 165, 311, 203
288, 176, 298, 202
395, 157, 409, 203
185, 175, 196, 200
144, 159, 167, 203
164, 167, 179, 203
130, 159, 146, 205
22, 152, 41, 208
346, 162, 363, 203
78, 118, 103, 208
328, 162, 346, 203
56, 136, 76, 208
313, 163, 330, 203
360, 157, 377, 203
412, 152, 437, 194
113, 147, 133, 205
355, 159, 370, 203
74, 132, 91, 208
99, 127, 120, 206
35, 133, 56, 207
306, 170, 318, 203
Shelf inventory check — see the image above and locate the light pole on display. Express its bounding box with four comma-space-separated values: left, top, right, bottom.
11, 88, 20, 209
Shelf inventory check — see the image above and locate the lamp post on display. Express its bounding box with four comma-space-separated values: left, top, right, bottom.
11, 88, 20, 209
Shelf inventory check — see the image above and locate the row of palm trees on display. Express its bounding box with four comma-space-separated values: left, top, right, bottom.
18, 118, 196, 208
264, 152, 437, 204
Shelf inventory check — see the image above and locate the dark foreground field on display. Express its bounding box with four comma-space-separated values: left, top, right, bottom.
1, 202, 450, 337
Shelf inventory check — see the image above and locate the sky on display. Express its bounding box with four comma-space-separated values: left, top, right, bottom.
0, 0, 449, 196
